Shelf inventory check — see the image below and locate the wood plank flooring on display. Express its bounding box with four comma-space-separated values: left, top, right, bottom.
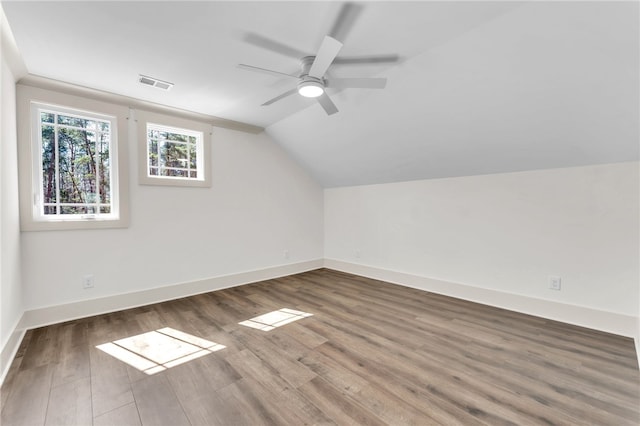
2, 268, 639, 425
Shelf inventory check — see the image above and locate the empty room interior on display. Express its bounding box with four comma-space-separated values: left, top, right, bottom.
1, 1, 639, 425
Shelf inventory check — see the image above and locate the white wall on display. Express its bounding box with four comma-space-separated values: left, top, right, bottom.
0, 47, 22, 347
0, 5, 25, 380
21, 110, 324, 311
325, 162, 639, 329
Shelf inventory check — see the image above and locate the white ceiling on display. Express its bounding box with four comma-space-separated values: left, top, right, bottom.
4, 1, 638, 187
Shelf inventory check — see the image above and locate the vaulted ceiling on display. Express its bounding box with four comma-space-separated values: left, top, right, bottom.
4, 1, 638, 187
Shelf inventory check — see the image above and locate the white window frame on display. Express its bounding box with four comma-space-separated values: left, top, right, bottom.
17, 85, 129, 231
136, 110, 212, 188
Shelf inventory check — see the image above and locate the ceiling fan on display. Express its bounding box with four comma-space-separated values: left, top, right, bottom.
238, 3, 399, 115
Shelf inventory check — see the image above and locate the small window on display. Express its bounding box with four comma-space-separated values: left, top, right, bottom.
146, 123, 203, 181
136, 110, 211, 187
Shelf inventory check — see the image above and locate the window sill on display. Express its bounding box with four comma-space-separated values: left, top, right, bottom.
21, 216, 129, 232
139, 176, 211, 188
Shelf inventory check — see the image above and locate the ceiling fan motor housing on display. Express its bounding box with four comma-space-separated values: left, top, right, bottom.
298, 56, 326, 97
299, 56, 317, 76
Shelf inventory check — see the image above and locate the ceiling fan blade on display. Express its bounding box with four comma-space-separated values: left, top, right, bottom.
261, 88, 299, 106
333, 54, 400, 65
317, 93, 339, 115
328, 2, 364, 43
238, 64, 299, 80
326, 77, 387, 89
309, 36, 343, 79
243, 32, 307, 59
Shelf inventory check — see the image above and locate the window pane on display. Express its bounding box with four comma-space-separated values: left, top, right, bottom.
149, 140, 158, 166
61, 205, 89, 215
57, 114, 96, 130
161, 169, 189, 178
57, 128, 76, 204
78, 131, 97, 202
189, 171, 197, 178
161, 142, 188, 168
41, 112, 54, 123
41, 124, 56, 203
149, 167, 159, 176
189, 144, 197, 169
58, 128, 97, 204
166, 132, 188, 142
100, 206, 111, 214
98, 132, 111, 204
43, 205, 57, 215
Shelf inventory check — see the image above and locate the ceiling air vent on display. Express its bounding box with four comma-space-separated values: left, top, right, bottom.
138, 74, 174, 91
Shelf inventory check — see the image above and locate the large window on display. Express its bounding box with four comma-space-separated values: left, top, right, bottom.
136, 110, 211, 187
35, 104, 115, 218
17, 85, 129, 231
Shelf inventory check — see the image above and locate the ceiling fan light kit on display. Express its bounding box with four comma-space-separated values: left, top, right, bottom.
298, 80, 324, 98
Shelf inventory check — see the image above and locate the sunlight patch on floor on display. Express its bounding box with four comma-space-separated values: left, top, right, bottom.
239, 308, 313, 331
96, 327, 225, 375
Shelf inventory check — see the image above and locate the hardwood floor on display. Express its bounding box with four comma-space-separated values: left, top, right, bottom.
2, 268, 638, 425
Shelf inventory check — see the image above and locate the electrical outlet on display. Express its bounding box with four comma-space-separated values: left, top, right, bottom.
355, 249, 361, 259
83, 274, 94, 289
283, 250, 290, 260
549, 275, 561, 291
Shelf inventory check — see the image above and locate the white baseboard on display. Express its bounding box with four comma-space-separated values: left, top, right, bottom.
2, 258, 638, 385
636, 324, 640, 370
19, 259, 323, 330
0, 319, 26, 385
324, 259, 638, 339
0, 259, 322, 385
